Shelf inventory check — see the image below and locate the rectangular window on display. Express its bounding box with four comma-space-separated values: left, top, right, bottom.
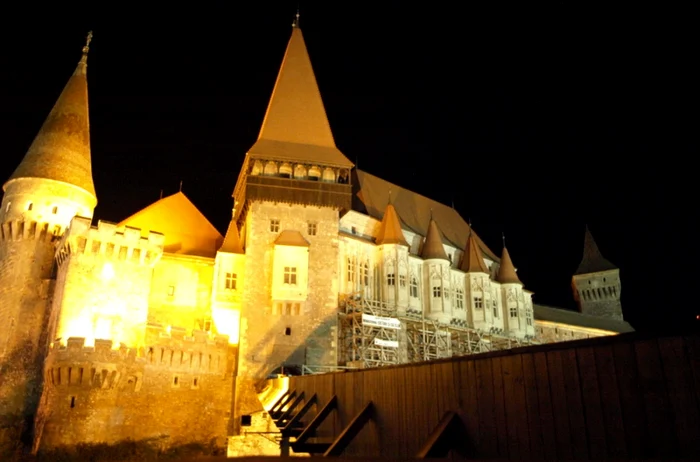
347, 258, 356, 283
510, 306, 518, 318
526, 311, 533, 326
362, 263, 369, 286
225, 272, 237, 290
492, 300, 499, 318
284, 267, 297, 285
307, 222, 317, 236
456, 290, 464, 309
410, 278, 419, 298
474, 297, 483, 310
167, 285, 175, 296
203, 319, 212, 331
270, 219, 280, 232
293, 303, 301, 315
432, 286, 442, 298
399, 275, 406, 287
387, 273, 396, 286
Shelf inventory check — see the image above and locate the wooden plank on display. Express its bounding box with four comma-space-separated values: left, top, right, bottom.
575, 346, 607, 459
592, 344, 627, 458
282, 393, 317, 437
612, 339, 649, 458
634, 338, 678, 458
683, 336, 700, 424
532, 351, 557, 460
500, 353, 522, 459
475, 357, 496, 457
545, 349, 573, 459
657, 336, 700, 458
459, 358, 480, 457
294, 395, 338, 445
324, 401, 375, 456
521, 353, 544, 460
490, 356, 509, 458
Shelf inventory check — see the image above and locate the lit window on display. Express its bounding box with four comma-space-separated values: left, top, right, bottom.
308, 222, 317, 236
270, 219, 280, 232
455, 289, 464, 309
432, 286, 442, 298
167, 286, 175, 296
284, 267, 297, 285
225, 272, 237, 290
399, 275, 406, 287
492, 300, 499, 318
509, 306, 517, 318
474, 297, 483, 310
410, 277, 419, 298
347, 257, 356, 283
387, 273, 395, 286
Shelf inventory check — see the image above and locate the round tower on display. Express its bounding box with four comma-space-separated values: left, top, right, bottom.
0, 33, 97, 434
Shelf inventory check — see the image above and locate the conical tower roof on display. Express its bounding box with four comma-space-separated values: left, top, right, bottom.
4, 32, 96, 200
460, 232, 489, 273
575, 225, 617, 275
497, 246, 522, 285
376, 202, 408, 246
421, 219, 449, 260
219, 220, 244, 254
247, 22, 354, 168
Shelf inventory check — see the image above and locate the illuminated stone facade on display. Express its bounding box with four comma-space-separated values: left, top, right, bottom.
0, 24, 633, 459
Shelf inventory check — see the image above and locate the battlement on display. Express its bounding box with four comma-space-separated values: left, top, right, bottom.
0, 219, 62, 243
56, 217, 165, 267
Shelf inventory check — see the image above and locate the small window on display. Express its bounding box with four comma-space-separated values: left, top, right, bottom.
399, 275, 406, 287
351, 226, 357, 235
474, 297, 483, 310
283, 267, 297, 285
241, 415, 252, 426
410, 278, 419, 298
5, 202, 10, 212
203, 319, 212, 331
432, 286, 442, 298
387, 273, 396, 286
492, 300, 499, 318
70, 396, 76, 408
509, 306, 518, 318
172, 376, 179, 387
307, 222, 317, 236
270, 219, 280, 232
192, 377, 199, 389
285, 327, 291, 336
52, 206, 58, 214
225, 272, 237, 290
27, 202, 33, 211
167, 286, 175, 296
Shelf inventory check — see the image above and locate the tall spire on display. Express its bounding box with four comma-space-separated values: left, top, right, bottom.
292, 6, 300, 28
4, 31, 96, 199
575, 225, 617, 275
460, 231, 489, 273
421, 219, 449, 260
247, 19, 354, 168
376, 202, 408, 246
497, 245, 522, 285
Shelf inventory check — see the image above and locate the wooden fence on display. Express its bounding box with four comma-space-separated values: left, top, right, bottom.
277, 332, 700, 459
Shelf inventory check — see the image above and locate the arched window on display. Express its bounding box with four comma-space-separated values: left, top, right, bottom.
279, 163, 292, 178
322, 168, 336, 182
263, 161, 278, 176
251, 160, 263, 175
308, 166, 321, 181
293, 164, 307, 179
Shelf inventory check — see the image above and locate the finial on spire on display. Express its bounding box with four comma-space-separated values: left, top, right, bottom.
80, 30, 93, 63
159, 189, 163, 199
292, 6, 300, 28
388, 188, 392, 204
502, 232, 506, 248
179, 180, 183, 192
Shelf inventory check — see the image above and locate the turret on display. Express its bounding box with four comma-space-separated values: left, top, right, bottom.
496, 243, 534, 338
460, 231, 496, 330
211, 218, 246, 344
421, 218, 452, 324
571, 226, 622, 320
0, 32, 97, 437
375, 200, 410, 312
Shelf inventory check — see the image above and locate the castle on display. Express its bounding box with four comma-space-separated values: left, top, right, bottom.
0, 22, 633, 457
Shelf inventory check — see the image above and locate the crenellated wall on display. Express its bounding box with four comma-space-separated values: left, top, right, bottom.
51, 217, 164, 350
34, 327, 235, 453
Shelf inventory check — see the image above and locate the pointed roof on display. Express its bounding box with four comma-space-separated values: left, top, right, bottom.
497, 246, 522, 285
119, 192, 223, 258
376, 202, 408, 246
461, 232, 489, 273
247, 25, 354, 168
274, 230, 310, 247
219, 220, 244, 254
421, 219, 449, 260
575, 226, 617, 275
4, 34, 96, 201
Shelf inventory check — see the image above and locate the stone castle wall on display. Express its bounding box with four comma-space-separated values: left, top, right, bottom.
34, 326, 235, 453
235, 201, 340, 424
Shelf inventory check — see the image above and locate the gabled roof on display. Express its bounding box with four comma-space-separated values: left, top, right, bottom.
219, 220, 244, 254
497, 247, 522, 285
118, 192, 222, 258
4, 37, 96, 201
461, 232, 489, 273
247, 26, 353, 169
352, 169, 499, 262
575, 226, 617, 275
376, 202, 408, 246
421, 219, 449, 260
274, 230, 310, 247
533, 304, 634, 333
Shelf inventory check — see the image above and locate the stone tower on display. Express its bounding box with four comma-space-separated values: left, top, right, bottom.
0, 34, 97, 437
230, 18, 354, 427
571, 226, 622, 320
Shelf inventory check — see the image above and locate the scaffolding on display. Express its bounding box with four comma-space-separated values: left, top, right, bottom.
338, 292, 538, 369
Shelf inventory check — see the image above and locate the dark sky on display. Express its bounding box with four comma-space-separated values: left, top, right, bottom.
0, 3, 692, 331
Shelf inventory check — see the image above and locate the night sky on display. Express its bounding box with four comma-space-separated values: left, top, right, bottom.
0, 3, 692, 332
